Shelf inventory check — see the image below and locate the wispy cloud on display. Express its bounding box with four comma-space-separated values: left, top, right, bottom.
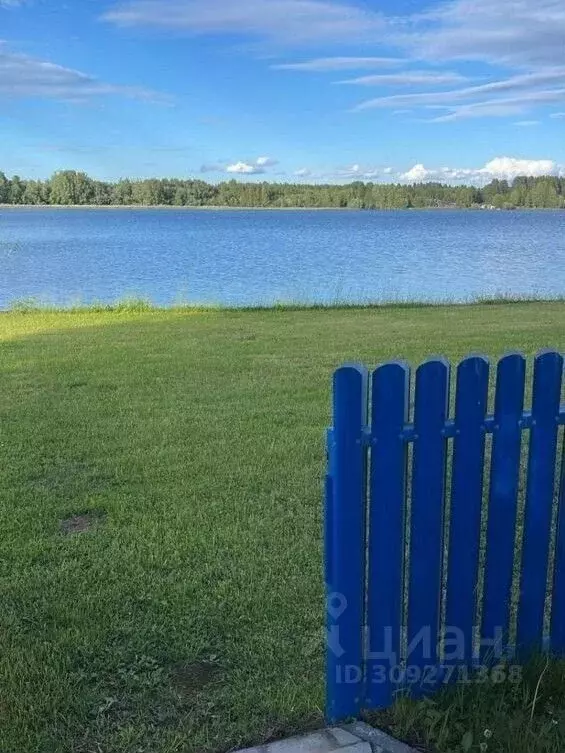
103, 0, 384, 44
374, 0, 565, 120
0, 43, 162, 102
101, 0, 565, 123
256, 156, 278, 167
514, 120, 540, 126
356, 70, 565, 110
337, 71, 468, 87
550, 112, 565, 119
272, 57, 404, 72
200, 163, 225, 173
428, 91, 565, 121
335, 163, 380, 179
399, 0, 565, 69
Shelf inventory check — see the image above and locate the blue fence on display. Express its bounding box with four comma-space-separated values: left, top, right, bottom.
325, 351, 565, 722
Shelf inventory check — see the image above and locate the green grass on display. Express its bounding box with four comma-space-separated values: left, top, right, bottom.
366, 655, 565, 752
0, 302, 564, 753
6, 292, 565, 314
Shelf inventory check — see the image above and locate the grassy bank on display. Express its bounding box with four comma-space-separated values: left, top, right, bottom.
5, 293, 565, 314
1, 302, 564, 753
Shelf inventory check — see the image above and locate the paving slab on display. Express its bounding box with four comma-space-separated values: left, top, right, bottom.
235, 721, 417, 753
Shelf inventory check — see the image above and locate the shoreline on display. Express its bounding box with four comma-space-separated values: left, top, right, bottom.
0, 203, 562, 212
2, 296, 564, 315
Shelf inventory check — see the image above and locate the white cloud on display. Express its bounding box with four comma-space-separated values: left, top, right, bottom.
514, 120, 540, 126
481, 157, 558, 180
226, 161, 266, 175
383, 167, 393, 174
0, 43, 160, 102
401, 164, 434, 182
399, 156, 561, 184
294, 168, 312, 177
550, 112, 565, 119
202, 156, 278, 174
273, 57, 404, 72
104, 0, 384, 44
338, 71, 467, 87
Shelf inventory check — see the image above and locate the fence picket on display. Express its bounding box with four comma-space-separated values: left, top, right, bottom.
407, 358, 450, 691
445, 356, 490, 666
325, 364, 368, 722
551, 439, 565, 652
481, 353, 526, 661
517, 351, 563, 652
366, 361, 410, 707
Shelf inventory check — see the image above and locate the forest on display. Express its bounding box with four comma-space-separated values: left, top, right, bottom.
1, 170, 564, 209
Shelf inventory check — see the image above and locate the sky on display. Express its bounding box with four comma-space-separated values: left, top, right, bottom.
0, 0, 564, 184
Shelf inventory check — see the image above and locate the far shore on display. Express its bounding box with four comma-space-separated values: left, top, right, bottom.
0, 203, 357, 211
0, 203, 562, 212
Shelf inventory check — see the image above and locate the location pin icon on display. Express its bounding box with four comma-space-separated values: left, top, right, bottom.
327, 592, 347, 620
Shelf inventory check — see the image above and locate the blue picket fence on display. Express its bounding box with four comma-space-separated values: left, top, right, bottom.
325, 350, 565, 722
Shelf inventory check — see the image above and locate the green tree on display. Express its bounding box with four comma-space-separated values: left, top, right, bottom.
9, 176, 25, 204
49, 171, 94, 205
0, 171, 9, 203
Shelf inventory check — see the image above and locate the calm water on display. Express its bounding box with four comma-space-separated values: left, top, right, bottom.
1, 208, 564, 308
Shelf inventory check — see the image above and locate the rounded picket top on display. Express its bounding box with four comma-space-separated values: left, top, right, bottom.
414, 356, 451, 406
455, 355, 490, 415
494, 352, 527, 413
532, 349, 564, 381
333, 362, 369, 395
497, 350, 526, 369
416, 354, 451, 373
372, 360, 411, 427
333, 363, 369, 430
457, 353, 490, 373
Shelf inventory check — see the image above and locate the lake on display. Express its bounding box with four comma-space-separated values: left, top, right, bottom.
1, 207, 564, 308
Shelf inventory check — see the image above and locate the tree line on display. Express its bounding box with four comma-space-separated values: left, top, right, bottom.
1, 171, 564, 209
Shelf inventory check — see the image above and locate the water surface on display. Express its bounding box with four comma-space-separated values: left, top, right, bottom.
1, 208, 564, 307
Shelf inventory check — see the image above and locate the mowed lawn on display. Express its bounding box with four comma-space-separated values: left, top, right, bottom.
0, 303, 564, 753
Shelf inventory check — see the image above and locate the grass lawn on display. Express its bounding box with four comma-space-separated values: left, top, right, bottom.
1, 301, 565, 753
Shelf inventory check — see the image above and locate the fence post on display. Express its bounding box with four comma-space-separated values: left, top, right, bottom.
325, 364, 368, 722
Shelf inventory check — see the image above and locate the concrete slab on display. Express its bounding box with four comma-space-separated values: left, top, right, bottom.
235, 722, 417, 753
345, 721, 417, 753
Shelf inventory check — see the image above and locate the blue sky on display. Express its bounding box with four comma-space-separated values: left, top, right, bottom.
0, 0, 564, 183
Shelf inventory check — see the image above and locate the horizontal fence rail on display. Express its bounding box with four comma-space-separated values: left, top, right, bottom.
325, 350, 565, 722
